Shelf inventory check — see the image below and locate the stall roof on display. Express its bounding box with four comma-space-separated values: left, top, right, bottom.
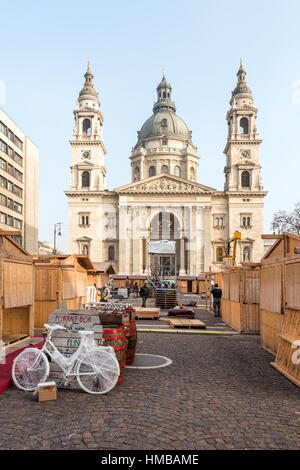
92, 262, 116, 274
261, 232, 300, 262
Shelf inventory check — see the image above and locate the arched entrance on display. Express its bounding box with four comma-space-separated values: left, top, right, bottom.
149, 212, 182, 278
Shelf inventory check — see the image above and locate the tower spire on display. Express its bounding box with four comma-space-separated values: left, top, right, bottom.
153, 71, 176, 114
79, 59, 99, 99
232, 58, 252, 97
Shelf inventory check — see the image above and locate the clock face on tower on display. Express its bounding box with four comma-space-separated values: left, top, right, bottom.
240, 149, 251, 159
81, 150, 91, 160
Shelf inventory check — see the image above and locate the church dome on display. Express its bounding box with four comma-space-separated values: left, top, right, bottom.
137, 71, 192, 142
139, 111, 191, 141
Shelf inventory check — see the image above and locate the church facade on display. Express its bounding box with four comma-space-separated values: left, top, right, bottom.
65, 60, 267, 276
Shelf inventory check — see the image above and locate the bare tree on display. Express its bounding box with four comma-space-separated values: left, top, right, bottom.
271, 202, 300, 234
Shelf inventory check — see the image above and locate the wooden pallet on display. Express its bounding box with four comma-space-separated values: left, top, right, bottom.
168, 319, 206, 329
135, 308, 160, 319
2, 333, 29, 346
155, 289, 177, 309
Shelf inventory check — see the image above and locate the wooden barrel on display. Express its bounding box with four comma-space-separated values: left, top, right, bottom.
101, 325, 127, 385
124, 319, 137, 365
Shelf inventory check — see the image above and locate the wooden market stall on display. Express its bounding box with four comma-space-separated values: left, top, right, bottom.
221, 264, 260, 333
34, 254, 94, 329
177, 276, 198, 294
271, 237, 300, 387
109, 275, 147, 290
260, 233, 300, 357
87, 262, 116, 288
0, 231, 35, 345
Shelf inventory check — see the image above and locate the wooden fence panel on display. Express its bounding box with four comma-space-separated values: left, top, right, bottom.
76, 271, 87, 297
229, 271, 240, 302
223, 272, 230, 300
35, 269, 58, 301
62, 269, 76, 300
260, 264, 282, 313
285, 260, 300, 310
244, 270, 260, 304
3, 261, 33, 308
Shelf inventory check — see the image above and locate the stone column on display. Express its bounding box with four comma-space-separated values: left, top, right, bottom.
179, 237, 185, 275
118, 201, 129, 274
203, 206, 212, 272
195, 206, 204, 273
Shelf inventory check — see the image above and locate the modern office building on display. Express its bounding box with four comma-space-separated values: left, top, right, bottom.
0, 107, 38, 253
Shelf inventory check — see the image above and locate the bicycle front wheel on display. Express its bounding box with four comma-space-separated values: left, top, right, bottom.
12, 348, 49, 391
76, 349, 120, 394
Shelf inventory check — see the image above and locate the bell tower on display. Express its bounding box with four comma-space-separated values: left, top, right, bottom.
224, 59, 264, 192
69, 60, 107, 191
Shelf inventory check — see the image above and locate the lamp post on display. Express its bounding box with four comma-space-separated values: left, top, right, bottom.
53, 222, 62, 254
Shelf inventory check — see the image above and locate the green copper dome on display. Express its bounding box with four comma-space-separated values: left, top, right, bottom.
138, 110, 191, 141
137, 73, 192, 142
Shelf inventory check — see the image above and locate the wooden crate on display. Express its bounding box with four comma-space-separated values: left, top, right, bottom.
34, 254, 94, 329
135, 307, 160, 319
221, 265, 260, 334
0, 231, 35, 346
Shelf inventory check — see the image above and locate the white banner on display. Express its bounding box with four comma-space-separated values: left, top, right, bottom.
148, 240, 176, 254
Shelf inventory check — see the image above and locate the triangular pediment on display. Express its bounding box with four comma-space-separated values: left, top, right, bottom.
115, 174, 216, 194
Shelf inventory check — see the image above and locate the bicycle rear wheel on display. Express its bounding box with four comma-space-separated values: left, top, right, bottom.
12, 348, 49, 391
76, 349, 120, 394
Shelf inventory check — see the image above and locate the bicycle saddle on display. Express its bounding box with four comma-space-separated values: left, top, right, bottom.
44, 323, 67, 331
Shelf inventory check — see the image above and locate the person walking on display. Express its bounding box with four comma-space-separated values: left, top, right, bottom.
140, 282, 149, 308
211, 283, 222, 317
133, 282, 139, 298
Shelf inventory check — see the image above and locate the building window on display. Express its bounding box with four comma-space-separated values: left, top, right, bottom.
108, 245, 115, 261
134, 166, 140, 181
108, 215, 116, 229
82, 118, 91, 137
216, 247, 223, 262
82, 171, 90, 187
174, 165, 181, 177
241, 171, 250, 188
190, 167, 196, 181
0, 194, 6, 206
161, 165, 169, 174
149, 166, 156, 177
0, 122, 6, 135
0, 176, 7, 189
241, 215, 251, 228
162, 137, 168, 145
14, 218, 22, 229
7, 215, 14, 227
161, 119, 167, 127
80, 215, 89, 226
0, 212, 6, 224
240, 117, 249, 134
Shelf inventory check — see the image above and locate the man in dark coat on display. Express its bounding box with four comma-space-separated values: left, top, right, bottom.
211, 283, 222, 317
140, 282, 149, 308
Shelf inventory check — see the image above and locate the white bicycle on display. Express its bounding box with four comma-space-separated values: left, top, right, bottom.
12, 324, 120, 394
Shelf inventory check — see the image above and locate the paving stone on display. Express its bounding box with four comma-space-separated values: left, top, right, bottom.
1, 332, 300, 449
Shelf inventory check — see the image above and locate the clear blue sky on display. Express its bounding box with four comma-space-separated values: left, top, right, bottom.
1, 0, 300, 252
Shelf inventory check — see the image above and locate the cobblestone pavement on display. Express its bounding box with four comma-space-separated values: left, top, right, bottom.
1, 332, 300, 450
